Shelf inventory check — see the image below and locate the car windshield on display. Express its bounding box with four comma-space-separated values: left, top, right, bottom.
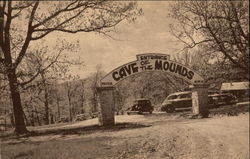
168, 95, 178, 100
179, 93, 191, 99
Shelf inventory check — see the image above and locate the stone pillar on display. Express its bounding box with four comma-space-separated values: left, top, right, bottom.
192, 83, 209, 118
97, 87, 115, 126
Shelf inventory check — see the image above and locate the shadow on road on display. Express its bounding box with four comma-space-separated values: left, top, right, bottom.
1, 123, 151, 141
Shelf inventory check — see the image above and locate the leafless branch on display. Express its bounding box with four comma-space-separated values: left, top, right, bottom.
32, 1, 103, 29
0, 1, 6, 47
12, 2, 35, 10
19, 49, 62, 86
13, 2, 39, 69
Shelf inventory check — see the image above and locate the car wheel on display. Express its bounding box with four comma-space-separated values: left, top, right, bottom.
166, 106, 174, 113
214, 101, 220, 108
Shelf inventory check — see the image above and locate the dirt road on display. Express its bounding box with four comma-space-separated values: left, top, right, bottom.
106, 113, 249, 159
1, 113, 249, 159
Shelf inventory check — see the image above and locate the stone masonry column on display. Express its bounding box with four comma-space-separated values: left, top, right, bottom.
192, 83, 209, 118
97, 87, 115, 126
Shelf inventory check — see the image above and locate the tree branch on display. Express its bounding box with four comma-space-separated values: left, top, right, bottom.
32, 16, 123, 40
32, 1, 102, 29
0, 1, 6, 47
32, 7, 88, 40
12, 2, 34, 10
207, 22, 248, 72
19, 49, 62, 86
3, 1, 12, 56
11, 7, 25, 19
230, 1, 248, 41
13, 2, 39, 69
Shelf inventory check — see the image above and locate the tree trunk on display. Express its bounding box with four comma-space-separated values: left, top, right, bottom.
27, 104, 35, 126
50, 113, 54, 124
66, 83, 72, 121
10, 112, 15, 128
44, 91, 49, 125
34, 105, 41, 126
93, 92, 97, 112
4, 105, 7, 131
7, 69, 28, 134
68, 93, 72, 121
80, 81, 85, 114
41, 73, 49, 125
56, 92, 61, 120
30, 109, 35, 126
22, 109, 29, 126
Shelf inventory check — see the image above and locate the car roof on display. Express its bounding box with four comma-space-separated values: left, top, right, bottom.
168, 91, 192, 96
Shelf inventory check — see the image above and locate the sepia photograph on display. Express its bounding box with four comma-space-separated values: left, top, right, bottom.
0, 1, 249, 159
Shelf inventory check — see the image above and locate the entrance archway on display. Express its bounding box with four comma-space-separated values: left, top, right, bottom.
97, 53, 209, 126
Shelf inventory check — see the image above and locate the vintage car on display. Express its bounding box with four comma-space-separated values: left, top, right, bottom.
127, 99, 154, 115
74, 114, 87, 121
57, 117, 69, 123
161, 91, 192, 113
208, 94, 235, 107
91, 112, 99, 119
161, 91, 236, 113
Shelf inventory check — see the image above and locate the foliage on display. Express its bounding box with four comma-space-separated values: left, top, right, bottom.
169, 1, 249, 80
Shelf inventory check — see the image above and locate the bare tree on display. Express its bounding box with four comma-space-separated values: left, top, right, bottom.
92, 64, 105, 113
54, 84, 62, 121
63, 75, 80, 122
0, 1, 141, 134
79, 79, 86, 114
169, 1, 249, 79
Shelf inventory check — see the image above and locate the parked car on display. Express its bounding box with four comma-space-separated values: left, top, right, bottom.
208, 95, 220, 108
74, 114, 87, 121
127, 99, 154, 115
208, 94, 235, 107
160, 91, 231, 113
91, 112, 99, 119
161, 91, 192, 113
57, 117, 69, 123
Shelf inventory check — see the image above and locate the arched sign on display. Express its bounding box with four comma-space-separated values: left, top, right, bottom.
100, 53, 204, 87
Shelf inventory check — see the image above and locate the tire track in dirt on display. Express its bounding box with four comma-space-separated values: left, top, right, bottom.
106, 114, 248, 159
184, 114, 249, 159
106, 123, 215, 159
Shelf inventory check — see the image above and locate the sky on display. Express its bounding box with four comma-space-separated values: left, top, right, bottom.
41, 1, 184, 78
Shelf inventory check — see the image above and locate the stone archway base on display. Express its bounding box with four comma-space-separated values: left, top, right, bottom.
97, 87, 115, 126
192, 83, 209, 118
